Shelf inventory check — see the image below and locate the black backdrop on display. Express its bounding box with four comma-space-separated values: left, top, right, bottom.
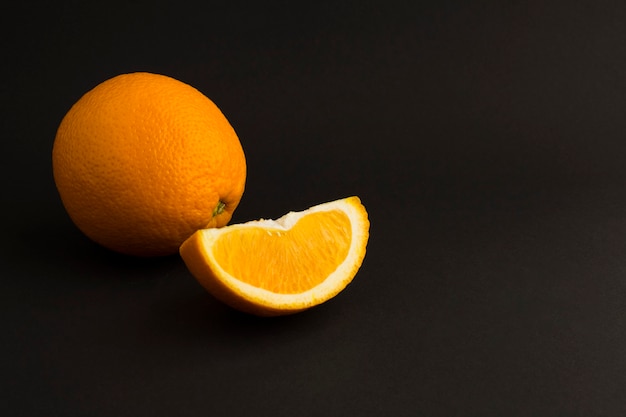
3, 1, 626, 416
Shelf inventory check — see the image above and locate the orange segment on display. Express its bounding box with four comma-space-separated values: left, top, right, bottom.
213, 210, 351, 293
179, 197, 370, 316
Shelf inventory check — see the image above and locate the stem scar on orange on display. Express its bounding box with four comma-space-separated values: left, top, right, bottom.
52, 72, 246, 257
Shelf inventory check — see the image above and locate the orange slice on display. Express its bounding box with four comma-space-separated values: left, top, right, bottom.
179, 196, 370, 316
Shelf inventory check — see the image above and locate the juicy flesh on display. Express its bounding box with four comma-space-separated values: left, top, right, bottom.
212, 210, 352, 294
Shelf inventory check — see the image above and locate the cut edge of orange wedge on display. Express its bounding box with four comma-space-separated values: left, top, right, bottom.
179, 196, 370, 316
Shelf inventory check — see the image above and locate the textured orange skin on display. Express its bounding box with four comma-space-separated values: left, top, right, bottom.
52, 72, 246, 256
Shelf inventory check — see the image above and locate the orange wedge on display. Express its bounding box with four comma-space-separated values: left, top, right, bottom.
179, 196, 370, 316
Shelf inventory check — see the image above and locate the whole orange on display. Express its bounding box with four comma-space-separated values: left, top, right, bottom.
52, 72, 246, 257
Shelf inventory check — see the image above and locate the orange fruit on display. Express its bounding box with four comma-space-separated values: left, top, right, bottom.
179, 196, 369, 316
52, 72, 246, 257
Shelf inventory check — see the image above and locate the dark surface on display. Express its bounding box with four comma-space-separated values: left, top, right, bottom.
3, 1, 626, 416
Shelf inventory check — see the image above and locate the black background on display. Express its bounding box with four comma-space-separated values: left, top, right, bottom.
3, 1, 626, 415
